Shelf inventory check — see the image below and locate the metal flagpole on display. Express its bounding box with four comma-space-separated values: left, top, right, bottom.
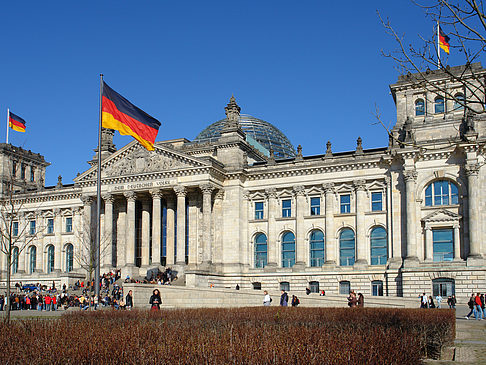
6, 108, 9, 144
437, 21, 440, 69
94, 74, 103, 302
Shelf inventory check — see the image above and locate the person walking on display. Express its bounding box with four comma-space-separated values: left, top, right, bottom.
465, 293, 475, 319
357, 293, 364, 307
149, 289, 161, 310
474, 292, 484, 320
428, 296, 436, 308
291, 295, 300, 307
125, 290, 133, 310
435, 294, 443, 309
263, 290, 271, 306
420, 293, 428, 308
280, 290, 288, 307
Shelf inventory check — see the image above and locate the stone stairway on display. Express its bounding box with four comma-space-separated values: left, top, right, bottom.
124, 283, 419, 309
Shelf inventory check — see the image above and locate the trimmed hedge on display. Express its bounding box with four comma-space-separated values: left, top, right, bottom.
0, 307, 455, 364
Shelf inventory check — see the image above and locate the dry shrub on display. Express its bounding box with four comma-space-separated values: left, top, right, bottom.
0, 307, 454, 364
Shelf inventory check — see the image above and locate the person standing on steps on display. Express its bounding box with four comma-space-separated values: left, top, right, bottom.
126, 290, 133, 310
149, 289, 162, 311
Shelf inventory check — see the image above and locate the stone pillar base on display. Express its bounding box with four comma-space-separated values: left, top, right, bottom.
403, 256, 420, 267
387, 257, 402, 269
353, 260, 368, 269
466, 255, 484, 266
122, 265, 140, 280
323, 260, 336, 267
292, 262, 306, 270
264, 263, 278, 272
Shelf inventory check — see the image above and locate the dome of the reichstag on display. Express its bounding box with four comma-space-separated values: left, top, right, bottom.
194, 114, 296, 159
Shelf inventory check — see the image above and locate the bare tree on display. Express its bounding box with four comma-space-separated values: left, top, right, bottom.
378, 0, 486, 115
73, 217, 111, 286
0, 163, 40, 323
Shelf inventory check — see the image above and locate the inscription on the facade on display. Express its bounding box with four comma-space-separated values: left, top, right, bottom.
111, 179, 176, 192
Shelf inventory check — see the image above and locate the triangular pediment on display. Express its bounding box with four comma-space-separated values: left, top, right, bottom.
422, 209, 461, 222
75, 141, 211, 183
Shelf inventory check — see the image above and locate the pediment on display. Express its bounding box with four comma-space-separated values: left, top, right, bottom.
75, 141, 211, 183
422, 209, 461, 222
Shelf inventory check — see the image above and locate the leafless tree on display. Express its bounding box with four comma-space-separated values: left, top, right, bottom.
0, 163, 40, 323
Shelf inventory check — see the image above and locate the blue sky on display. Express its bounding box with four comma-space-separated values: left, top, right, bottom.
0, 1, 472, 185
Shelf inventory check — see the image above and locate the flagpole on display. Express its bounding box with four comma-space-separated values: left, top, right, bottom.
6, 108, 9, 144
437, 21, 440, 69
94, 74, 103, 302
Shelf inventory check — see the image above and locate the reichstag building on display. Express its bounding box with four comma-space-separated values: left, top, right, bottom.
2, 63, 485, 300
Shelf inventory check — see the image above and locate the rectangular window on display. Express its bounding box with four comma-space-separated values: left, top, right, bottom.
12, 162, 17, 176
29, 220, 36, 235
372, 281, 384, 296
433, 228, 454, 262
13, 222, 19, 237
30, 168, 35, 182
47, 219, 54, 234
371, 192, 383, 211
310, 197, 320, 215
254, 202, 264, 220
340, 194, 351, 214
20, 163, 25, 180
65, 217, 72, 233
339, 281, 350, 295
282, 199, 291, 217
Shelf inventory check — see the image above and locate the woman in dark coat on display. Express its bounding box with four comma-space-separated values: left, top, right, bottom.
149, 289, 161, 310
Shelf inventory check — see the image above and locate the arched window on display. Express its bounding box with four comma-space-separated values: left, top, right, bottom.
309, 229, 325, 267
12, 247, 19, 274
339, 229, 355, 266
370, 227, 387, 265
434, 96, 445, 114
47, 245, 55, 274
415, 99, 425, 116
65, 244, 74, 273
29, 246, 36, 274
453, 93, 464, 110
281, 231, 295, 268
424, 180, 459, 206
254, 233, 267, 268
432, 278, 455, 297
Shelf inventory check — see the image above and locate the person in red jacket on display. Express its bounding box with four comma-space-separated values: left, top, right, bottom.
51, 295, 57, 311
45, 295, 51, 311
474, 292, 484, 320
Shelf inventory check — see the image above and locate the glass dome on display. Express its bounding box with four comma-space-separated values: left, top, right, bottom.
194, 114, 296, 159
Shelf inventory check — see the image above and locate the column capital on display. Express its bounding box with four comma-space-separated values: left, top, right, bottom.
73, 206, 84, 215
123, 191, 137, 202
353, 180, 366, 192
102, 193, 115, 204
322, 183, 335, 194
200, 183, 215, 195
293, 185, 305, 196
80, 195, 94, 205
403, 169, 418, 182
149, 189, 164, 199
174, 185, 187, 197
452, 223, 460, 229
215, 190, 225, 200
53, 208, 61, 216
265, 187, 277, 199
465, 163, 480, 177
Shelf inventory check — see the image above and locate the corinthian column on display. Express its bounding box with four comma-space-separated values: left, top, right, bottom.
465, 163, 481, 258
323, 183, 336, 264
266, 188, 277, 267
124, 191, 137, 267
200, 183, 214, 265
403, 169, 418, 263
54, 208, 62, 271
166, 197, 175, 265
102, 193, 114, 269
141, 201, 151, 267
174, 185, 187, 265
354, 180, 367, 265
150, 189, 163, 267
294, 185, 306, 266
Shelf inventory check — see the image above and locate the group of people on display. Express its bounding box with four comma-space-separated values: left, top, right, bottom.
465, 292, 485, 320
347, 291, 365, 307
419, 293, 457, 309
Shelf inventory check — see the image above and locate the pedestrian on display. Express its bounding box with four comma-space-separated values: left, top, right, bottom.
280, 290, 288, 307
125, 290, 133, 310
291, 295, 300, 307
436, 294, 443, 309
263, 290, 272, 306
305, 287, 311, 295
420, 293, 428, 308
428, 296, 436, 308
465, 293, 475, 319
149, 289, 161, 310
357, 293, 364, 307
348, 291, 358, 307
474, 292, 484, 320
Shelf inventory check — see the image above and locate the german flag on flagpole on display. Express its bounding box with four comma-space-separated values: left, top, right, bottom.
101, 81, 161, 151
9, 111, 26, 132
439, 26, 450, 54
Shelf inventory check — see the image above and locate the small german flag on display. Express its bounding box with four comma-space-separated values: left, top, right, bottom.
101, 82, 161, 151
9, 112, 26, 133
439, 26, 450, 54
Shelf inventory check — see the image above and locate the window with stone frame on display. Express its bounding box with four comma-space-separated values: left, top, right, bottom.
309, 281, 320, 293
252, 282, 262, 290
340, 194, 351, 214
29, 220, 36, 235
415, 98, 425, 116
371, 192, 383, 211
65, 217, 73, 233
453, 93, 465, 110
309, 229, 325, 267
339, 281, 350, 295
29, 246, 36, 274
280, 281, 290, 292
432, 278, 455, 297
254, 233, 267, 268
370, 227, 387, 265
372, 280, 384, 296
65, 244, 74, 273
424, 180, 459, 206
339, 228, 355, 266
434, 96, 445, 114
281, 231, 295, 268
281, 199, 291, 217
30, 167, 35, 182
12, 247, 19, 274
254, 201, 264, 220
433, 228, 454, 262
47, 218, 54, 234
47, 245, 55, 273
310, 197, 320, 215
13, 221, 19, 237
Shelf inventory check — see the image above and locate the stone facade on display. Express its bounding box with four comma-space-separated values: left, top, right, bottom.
1, 64, 486, 301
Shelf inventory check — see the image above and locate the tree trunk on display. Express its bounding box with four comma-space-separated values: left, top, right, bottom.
5, 252, 11, 324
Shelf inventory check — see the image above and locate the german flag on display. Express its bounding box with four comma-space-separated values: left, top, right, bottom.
439, 26, 450, 54
102, 82, 161, 151
9, 112, 26, 133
